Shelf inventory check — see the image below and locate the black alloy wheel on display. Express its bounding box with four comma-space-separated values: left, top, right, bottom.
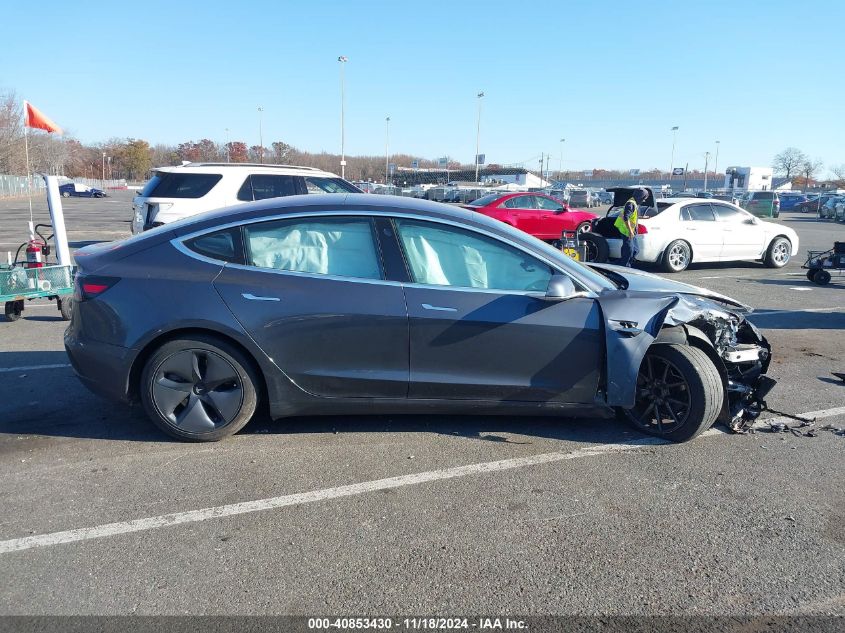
625, 344, 722, 442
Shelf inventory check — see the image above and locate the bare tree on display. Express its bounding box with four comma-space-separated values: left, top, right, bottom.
773, 147, 807, 180
800, 158, 824, 189
830, 164, 845, 186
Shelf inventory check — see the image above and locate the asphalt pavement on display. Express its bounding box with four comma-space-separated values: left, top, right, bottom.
0, 191, 843, 617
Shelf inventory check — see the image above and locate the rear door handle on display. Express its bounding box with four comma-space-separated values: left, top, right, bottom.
421, 303, 457, 312
242, 293, 280, 302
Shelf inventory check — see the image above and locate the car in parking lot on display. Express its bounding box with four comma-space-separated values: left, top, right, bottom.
131, 163, 361, 234
568, 189, 597, 208
462, 192, 598, 241
590, 187, 798, 272
740, 191, 780, 218
59, 183, 107, 198
65, 194, 776, 444
777, 192, 808, 211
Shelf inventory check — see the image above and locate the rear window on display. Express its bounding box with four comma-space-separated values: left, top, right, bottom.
755, 192, 774, 199
467, 194, 503, 207
143, 172, 222, 198
641, 202, 673, 219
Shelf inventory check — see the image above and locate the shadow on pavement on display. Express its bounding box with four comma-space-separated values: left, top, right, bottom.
0, 352, 659, 448
749, 309, 845, 330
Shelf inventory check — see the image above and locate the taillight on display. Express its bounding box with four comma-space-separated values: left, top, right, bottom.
74, 274, 119, 301
637, 224, 648, 234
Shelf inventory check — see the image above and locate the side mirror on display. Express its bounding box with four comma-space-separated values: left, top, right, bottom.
744, 217, 756, 225
553, 205, 566, 214
544, 274, 579, 300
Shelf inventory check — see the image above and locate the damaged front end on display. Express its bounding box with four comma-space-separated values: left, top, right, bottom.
597, 290, 777, 434
682, 304, 776, 432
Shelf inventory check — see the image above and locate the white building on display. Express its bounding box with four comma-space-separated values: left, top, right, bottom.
724, 166, 774, 191
482, 171, 550, 189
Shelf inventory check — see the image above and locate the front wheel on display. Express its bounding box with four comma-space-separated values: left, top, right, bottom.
61, 191, 70, 198
764, 237, 791, 268
624, 344, 723, 442
58, 297, 73, 321
140, 335, 260, 441
662, 240, 691, 272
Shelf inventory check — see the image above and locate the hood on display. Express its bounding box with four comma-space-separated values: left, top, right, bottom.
588, 263, 751, 313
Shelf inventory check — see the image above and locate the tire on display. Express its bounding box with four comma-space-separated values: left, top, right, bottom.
806, 270, 817, 281
764, 237, 791, 268
813, 270, 831, 285
61, 191, 70, 198
58, 297, 73, 321
661, 240, 691, 272
579, 231, 609, 263
4, 301, 22, 322
139, 335, 260, 441
575, 221, 591, 236
624, 344, 723, 442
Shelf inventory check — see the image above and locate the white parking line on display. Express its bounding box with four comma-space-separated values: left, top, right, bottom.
0, 364, 71, 373
2, 404, 844, 555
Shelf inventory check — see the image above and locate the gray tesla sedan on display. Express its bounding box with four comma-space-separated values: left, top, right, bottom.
65, 194, 776, 442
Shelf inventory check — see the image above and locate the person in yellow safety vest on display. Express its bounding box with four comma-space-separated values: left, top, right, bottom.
614, 188, 646, 267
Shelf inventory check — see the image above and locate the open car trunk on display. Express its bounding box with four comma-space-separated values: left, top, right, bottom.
591, 186, 657, 239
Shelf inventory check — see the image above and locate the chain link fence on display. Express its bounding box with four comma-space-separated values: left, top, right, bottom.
0, 175, 128, 198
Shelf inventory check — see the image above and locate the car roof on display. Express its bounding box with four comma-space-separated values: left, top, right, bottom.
153, 162, 339, 178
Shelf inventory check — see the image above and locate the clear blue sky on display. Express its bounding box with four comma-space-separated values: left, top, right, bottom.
2, 0, 843, 175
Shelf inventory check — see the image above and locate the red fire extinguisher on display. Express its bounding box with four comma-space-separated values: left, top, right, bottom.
25, 240, 44, 268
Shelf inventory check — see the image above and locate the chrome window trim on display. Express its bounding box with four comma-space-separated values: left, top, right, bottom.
171, 209, 598, 298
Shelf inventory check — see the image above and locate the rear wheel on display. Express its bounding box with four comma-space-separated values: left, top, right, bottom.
140, 335, 259, 441
4, 300, 22, 322
764, 237, 791, 268
61, 191, 70, 198
579, 232, 609, 263
813, 270, 831, 285
624, 344, 723, 442
58, 297, 73, 321
662, 240, 691, 272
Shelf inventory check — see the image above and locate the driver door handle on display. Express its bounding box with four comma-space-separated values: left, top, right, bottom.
422, 303, 457, 312
242, 293, 280, 302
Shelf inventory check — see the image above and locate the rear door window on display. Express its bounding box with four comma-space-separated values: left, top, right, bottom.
237, 175, 299, 201
145, 173, 222, 198
683, 204, 716, 221
243, 217, 382, 280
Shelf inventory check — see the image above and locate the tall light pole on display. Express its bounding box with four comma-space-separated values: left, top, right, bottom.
559, 138, 565, 181
670, 126, 679, 177
101, 152, 106, 190
703, 151, 711, 191
107, 156, 112, 181
225, 128, 230, 163
338, 55, 348, 178
474, 91, 484, 183
385, 116, 390, 185
257, 106, 264, 164
714, 140, 720, 189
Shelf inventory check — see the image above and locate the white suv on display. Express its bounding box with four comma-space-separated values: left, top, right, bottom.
131, 163, 361, 233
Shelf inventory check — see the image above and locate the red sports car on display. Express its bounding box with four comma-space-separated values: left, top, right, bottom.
462, 192, 598, 242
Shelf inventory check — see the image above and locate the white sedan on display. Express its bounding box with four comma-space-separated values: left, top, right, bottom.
604, 198, 799, 272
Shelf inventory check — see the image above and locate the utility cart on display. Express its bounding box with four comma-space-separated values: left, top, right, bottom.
803, 242, 845, 286
1, 263, 74, 321
2, 175, 75, 322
